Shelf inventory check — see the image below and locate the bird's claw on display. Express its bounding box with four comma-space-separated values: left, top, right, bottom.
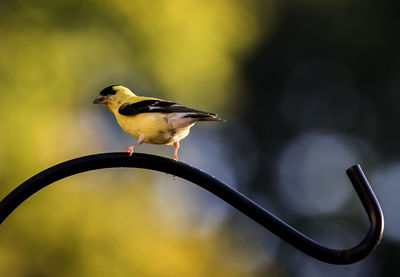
172, 157, 178, 178
124, 146, 134, 157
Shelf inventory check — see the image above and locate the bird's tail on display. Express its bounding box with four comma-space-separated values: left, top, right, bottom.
184, 113, 225, 122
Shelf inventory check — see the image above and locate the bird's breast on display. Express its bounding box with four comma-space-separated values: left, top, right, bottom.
115, 113, 193, 145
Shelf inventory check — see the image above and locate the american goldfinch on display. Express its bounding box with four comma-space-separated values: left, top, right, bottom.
93, 85, 224, 161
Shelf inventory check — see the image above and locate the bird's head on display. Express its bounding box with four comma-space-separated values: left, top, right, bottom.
93, 85, 135, 109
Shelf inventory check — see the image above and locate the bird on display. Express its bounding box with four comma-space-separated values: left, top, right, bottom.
93, 85, 224, 161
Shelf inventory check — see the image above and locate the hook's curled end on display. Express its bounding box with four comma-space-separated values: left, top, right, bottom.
344, 164, 384, 260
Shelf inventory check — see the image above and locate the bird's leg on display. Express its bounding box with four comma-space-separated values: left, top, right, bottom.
171, 141, 180, 179
173, 141, 180, 161
124, 135, 144, 156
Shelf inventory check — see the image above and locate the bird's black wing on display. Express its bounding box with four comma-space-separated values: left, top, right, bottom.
118, 100, 216, 116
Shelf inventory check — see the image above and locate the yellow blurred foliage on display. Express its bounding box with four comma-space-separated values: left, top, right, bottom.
106, 0, 274, 109
0, 0, 279, 276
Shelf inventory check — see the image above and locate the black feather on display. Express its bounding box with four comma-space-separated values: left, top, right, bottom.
183, 113, 213, 119
118, 99, 217, 116
99, 85, 118, 96
182, 113, 223, 121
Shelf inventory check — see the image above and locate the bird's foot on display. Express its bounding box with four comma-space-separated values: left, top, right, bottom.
124, 146, 135, 157
124, 136, 144, 157
172, 156, 178, 178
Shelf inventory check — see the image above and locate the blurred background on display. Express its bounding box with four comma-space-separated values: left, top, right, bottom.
0, 0, 399, 276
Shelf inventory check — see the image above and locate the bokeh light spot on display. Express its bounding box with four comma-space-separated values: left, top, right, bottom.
277, 131, 360, 216
372, 163, 400, 242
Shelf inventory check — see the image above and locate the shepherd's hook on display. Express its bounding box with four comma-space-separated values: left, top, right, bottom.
0, 153, 384, 265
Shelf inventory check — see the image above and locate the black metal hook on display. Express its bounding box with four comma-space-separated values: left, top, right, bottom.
0, 153, 384, 265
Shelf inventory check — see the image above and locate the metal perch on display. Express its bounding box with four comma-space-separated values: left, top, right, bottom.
0, 153, 384, 265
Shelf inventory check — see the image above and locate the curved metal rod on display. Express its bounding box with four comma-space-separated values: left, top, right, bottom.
0, 153, 384, 264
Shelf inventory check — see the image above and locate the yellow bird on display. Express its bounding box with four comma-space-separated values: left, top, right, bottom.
93, 85, 224, 161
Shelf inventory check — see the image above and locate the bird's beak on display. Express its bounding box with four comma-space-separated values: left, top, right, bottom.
93, 95, 106, 104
